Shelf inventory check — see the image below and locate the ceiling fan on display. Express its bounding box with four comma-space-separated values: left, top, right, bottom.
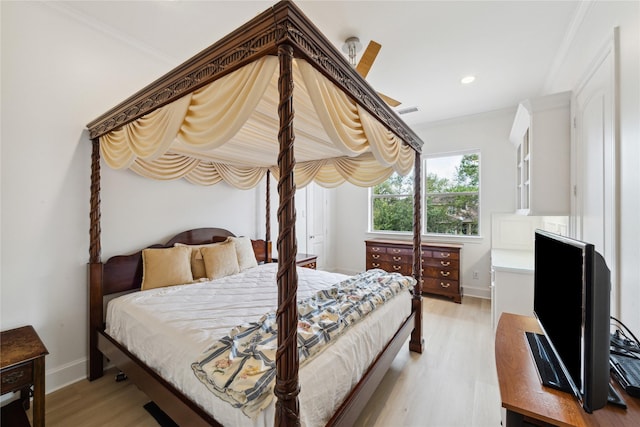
342, 37, 401, 107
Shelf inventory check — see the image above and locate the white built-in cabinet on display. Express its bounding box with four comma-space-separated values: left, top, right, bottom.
491, 261, 534, 331
509, 92, 571, 215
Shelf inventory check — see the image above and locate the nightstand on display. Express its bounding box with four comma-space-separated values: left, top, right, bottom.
273, 253, 318, 269
1, 325, 48, 427
295, 253, 317, 269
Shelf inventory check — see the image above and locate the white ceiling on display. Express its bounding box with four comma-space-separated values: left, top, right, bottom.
61, 0, 581, 126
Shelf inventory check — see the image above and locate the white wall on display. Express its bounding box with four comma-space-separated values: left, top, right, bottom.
545, 1, 640, 335
2, 0, 638, 396
0, 2, 260, 392
330, 108, 517, 299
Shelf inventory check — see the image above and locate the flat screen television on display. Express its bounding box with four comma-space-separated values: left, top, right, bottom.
528, 229, 611, 413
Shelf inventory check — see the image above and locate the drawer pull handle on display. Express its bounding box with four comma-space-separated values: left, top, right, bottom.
372, 247, 381, 252
440, 261, 450, 267
393, 265, 402, 271
371, 254, 380, 259
2, 371, 25, 384
440, 282, 451, 288
440, 252, 451, 258
391, 249, 401, 253
440, 271, 451, 277
372, 262, 380, 268
393, 256, 402, 261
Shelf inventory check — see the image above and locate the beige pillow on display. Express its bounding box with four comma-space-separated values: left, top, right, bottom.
228, 236, 258, 271
141, 246, 193, 290
174, 242, 222, 279
201, 240, 240, 280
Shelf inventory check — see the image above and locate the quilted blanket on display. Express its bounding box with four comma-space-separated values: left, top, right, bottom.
191, 269, 415, 418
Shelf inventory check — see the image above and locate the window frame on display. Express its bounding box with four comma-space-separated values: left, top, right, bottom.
423, 150, 481, 237
367, 150, 482, 239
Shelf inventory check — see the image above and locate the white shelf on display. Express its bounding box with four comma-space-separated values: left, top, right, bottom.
509, 92, 571, 215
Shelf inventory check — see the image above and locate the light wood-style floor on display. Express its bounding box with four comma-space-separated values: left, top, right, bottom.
28, 296, 502, 426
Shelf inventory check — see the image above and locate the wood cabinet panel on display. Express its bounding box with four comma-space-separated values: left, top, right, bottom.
0, 362, 32, 394
365, 239, 462, 303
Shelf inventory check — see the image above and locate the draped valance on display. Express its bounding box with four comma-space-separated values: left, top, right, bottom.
100, 56, 414, 189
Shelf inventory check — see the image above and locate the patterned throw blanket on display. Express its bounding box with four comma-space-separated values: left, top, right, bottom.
191, 269, 415, 418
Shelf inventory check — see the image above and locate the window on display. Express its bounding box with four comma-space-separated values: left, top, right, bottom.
370, 152, 480, 236
425, 153, 479, 236
371, 171, 414, 232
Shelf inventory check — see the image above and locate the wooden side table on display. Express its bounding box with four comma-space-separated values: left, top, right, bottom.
1, 325, 48, 427
273, 253, 318, 269
296, 253, 317, 269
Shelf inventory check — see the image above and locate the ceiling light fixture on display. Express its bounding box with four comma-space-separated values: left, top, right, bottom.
461, 75, 476, 85
341, 37, 362, 67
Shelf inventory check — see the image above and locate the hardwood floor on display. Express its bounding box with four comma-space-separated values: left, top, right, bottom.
28, 296, 502, 426
354, 295, 502, 427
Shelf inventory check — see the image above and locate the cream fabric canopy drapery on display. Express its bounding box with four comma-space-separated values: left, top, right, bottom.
100, 56, 414, 189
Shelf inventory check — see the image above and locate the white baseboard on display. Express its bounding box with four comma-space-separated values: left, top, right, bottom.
45, 357, 87, 393
462, 284, 491, 299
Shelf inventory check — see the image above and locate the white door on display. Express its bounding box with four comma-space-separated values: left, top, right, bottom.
306, 183, 328, 269
572, 31, 618, 315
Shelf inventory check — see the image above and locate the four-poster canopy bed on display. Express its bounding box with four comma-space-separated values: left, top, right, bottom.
86, 1, 425, 426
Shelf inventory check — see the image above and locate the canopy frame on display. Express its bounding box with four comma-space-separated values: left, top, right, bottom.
87, 2, 424, 425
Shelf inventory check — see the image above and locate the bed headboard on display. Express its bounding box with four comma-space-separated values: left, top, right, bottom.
102, 228, 271, 296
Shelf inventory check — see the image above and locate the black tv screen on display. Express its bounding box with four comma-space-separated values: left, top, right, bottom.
533, 230, 610, 412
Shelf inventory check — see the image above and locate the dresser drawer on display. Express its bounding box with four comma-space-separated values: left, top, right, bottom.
423, 278, 460, 295
367, 260, 410, 275
1, 362, 33, 394
366, 245, 387, 254
369, 252, 411, 263
423, 258, 459, 269
423, 266, 459, 281
431, 249, 459, 260
385, 246, 413, 256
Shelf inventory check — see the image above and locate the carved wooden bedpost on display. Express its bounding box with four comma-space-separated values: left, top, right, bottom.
409, 150, 424, 353
266, 169, 272, 260
88, 138, 105, 380
275, 43, 300, 426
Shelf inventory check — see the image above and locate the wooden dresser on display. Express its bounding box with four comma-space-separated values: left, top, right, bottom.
365, 239, 462, 303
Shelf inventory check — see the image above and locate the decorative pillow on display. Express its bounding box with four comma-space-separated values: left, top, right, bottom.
228, 236, 259, 271
174, 242, 223, 279
201, 240, 240, 280
141, 246, 193, 290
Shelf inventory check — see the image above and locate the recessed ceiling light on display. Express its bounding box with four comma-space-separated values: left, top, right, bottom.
461, 75, 476, 84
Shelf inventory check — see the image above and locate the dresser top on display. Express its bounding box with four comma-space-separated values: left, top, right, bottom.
365, 238, 463, 250
1, 325, 49, 369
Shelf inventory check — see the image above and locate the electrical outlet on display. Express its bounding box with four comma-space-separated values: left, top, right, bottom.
472, 271, 479, 280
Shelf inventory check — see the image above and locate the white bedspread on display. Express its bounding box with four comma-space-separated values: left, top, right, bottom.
106, 263, 411, 427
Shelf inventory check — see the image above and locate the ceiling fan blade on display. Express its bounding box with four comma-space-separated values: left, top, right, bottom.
378, 92, 401, 107
356, 40, 381, 78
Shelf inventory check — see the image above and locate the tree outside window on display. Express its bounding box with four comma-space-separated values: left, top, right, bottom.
370, 152, 480, 236
371, 172, 414, 232
425, 153, 479, 236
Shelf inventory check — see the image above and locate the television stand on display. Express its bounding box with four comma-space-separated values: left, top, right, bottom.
495, 313, 640, 426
